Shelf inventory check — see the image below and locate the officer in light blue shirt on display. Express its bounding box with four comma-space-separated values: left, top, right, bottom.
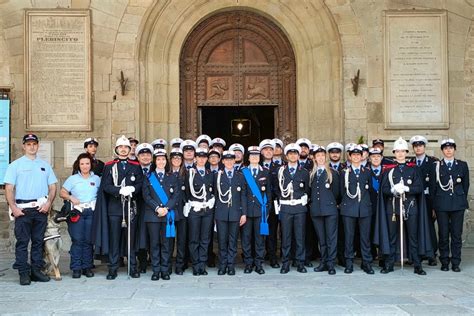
4, 134, 57, 285
60, 153, 100, 279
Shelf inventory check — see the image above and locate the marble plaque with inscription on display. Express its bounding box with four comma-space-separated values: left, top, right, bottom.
37, 140, 54, 167
384, 11, 448, 129
25, 9, 91, 131
64, 140, 85, 168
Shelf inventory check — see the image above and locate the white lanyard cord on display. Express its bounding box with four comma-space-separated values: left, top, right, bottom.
216, 170, 232, 204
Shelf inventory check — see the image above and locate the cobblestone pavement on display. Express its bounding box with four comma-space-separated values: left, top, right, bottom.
1, 249, 474, 315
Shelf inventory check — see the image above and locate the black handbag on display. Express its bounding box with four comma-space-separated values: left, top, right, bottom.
53, 200, 72, 223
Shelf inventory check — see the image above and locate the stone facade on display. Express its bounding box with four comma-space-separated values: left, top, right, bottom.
0, 0, 473, 249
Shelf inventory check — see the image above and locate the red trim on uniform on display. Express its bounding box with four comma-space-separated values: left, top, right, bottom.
105, 159, 119, 166
382, 164, 397, 173
406, 162, 416, 167
128, 160, 140, 165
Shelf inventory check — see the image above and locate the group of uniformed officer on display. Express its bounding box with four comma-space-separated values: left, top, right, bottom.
4, 132, 470, 284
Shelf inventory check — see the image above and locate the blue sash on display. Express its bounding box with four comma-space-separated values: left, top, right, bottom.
149, 173, 175, 238
242, 168, 269, 236
371, 175, 380, 193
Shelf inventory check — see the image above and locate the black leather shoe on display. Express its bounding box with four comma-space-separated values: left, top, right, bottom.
297, 265, 307, 273
344, 266, 353, 274
218, 269, 226, 276
414, 267, 426, 275
304, 261, 313, 268
130, 270, 140, 278
193, 270, 200, 276
31, 270, 50, 282
441, 264, 449, 272
106, 270, 117, 280
227, 268, 236, 276
452, 266, 461, 273
428, 258, 437, 266
362, 264, 374, 275
380, 266, 394, 274
72, 270, 82, 278
82, 269, 94, 278
313, 264, 327, 272
244, 265, 253, 274
200, 269, 208, 276
328, 268, 336, 275
270, 260, 280, 269
207, 260, 216, 268
151, 273, 159, 281
175, 269, 183, 275
280, 266, 289, 274
255, 267, 265, 275
19, 273, 31, 286
161, 272, 170, 280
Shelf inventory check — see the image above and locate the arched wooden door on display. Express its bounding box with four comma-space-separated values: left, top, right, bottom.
180, 10, 296, 142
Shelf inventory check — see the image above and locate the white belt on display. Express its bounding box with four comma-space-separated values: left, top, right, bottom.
74, 200, 96, 212
279, 195, 308, 207
190, 197, 215, 211
16, 196, 48, 209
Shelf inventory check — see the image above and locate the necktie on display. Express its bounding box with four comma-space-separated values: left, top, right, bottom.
158, 172, 163, 180
289, 167, 295, 176
227, 171, 232, 179
399, 164, 404, 171
331, 164, 336, 170
354, 169, 360, 176
143, 167, 148, 175
252, 168, 257, 177
417, 160, 421, 166
373, 169, 379, 175
317, 169, 323, 177
447, 161, 452, 168
265, 163, 270, 168
186, 165, 192, 170
199, 169, 204, 176
299, 162, 304, 168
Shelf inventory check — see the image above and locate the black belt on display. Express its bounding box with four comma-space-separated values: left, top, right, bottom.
16, 199, 37, 203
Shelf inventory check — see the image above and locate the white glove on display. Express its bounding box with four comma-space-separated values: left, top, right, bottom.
119, 187, 128, 196
395, 183, 405, 195
119, 186, 134, 197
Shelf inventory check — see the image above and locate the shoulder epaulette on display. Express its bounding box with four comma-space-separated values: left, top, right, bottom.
105, 159, 119, 166
128, 159, 140, 165
382, 164, 397, 172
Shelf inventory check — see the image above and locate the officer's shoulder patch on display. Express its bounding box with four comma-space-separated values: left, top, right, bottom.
382, 164, 397, 173
105, 159, 118, 166
128, 160, 140, 165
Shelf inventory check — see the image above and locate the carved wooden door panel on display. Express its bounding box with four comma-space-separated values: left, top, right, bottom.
180, 11, 296, 142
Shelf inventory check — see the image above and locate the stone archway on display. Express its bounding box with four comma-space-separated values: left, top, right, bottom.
179, 10, 296, 141
137, 1, 343, 144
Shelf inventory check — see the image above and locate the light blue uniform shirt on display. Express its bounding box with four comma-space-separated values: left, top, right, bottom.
63, 173, 101, 203
3, 155, 58, 200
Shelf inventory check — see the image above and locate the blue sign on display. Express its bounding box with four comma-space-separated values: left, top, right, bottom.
0, 100, 10, 185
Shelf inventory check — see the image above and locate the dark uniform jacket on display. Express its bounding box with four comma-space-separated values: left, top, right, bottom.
101, 159, 143, 216
409, 155, 438, 197
380, 162, 423, 216
275, 165, 310, 214
298, 159, 313, 171
243, 166, 272, 218
329, 161, 346, 173
142, 172, 180, 222
339, 166, 372, 218
185, 168, 214, 215
93, 158, 105, 177
428, 159, 469, 212
310, 168, 340, 217
214, 170, 248, 221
